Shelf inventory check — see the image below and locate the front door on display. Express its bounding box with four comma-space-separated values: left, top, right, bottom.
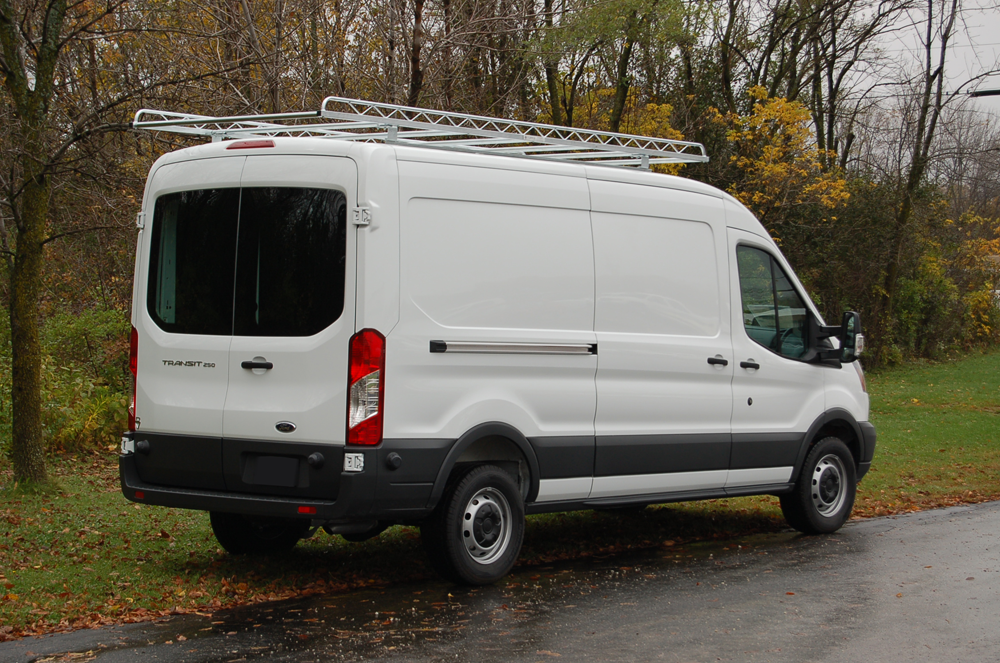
727, 227, 826, 488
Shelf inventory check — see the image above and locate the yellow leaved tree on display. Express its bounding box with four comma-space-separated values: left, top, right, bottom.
569, 88, 687, 174
714, 87, 849, 225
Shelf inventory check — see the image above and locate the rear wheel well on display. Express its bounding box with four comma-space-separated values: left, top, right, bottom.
811, 420, 861, 468
452, 435, 531, 502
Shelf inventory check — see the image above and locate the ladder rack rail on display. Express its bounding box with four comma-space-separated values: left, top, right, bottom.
132, 97, 709, 169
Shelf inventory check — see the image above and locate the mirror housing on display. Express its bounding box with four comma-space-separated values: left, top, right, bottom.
839, 311, 863, 363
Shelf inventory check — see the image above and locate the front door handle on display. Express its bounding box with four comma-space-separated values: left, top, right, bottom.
707, 356, 729, 367
241, 360, 274, 370
740, 360, 760, 370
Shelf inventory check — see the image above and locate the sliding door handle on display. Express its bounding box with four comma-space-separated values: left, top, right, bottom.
707, 356, 729, 367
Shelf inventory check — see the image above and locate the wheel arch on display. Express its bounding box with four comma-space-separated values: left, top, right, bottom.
792, 408, 864, 483
426, 422, 540, 511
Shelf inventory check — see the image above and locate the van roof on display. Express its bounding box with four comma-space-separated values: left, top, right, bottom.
148, 135, 733, 202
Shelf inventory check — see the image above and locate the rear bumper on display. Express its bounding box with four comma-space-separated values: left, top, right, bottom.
120, 453, 377, 521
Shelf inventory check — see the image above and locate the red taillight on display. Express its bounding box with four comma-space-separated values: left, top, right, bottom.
128, 325, 138, 432
347, 329, 385, 446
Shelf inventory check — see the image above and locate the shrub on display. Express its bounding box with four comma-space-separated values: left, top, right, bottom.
1, 308, 129, 460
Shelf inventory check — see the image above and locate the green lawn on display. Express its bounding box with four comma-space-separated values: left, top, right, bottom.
2, 349, 999, 639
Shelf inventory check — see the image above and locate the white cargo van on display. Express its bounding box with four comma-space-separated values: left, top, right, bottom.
121, 98, 875, 584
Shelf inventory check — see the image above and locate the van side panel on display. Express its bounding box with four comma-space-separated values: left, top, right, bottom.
589, 181, 733, 497
385, 161, 597, 502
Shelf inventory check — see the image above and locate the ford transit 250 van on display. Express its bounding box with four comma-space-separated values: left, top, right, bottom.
120, 99, 875, 584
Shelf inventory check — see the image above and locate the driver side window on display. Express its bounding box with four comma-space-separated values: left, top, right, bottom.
736, 246, 808, 359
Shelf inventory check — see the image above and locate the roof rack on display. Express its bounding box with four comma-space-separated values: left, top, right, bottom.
132, 96, 708, 169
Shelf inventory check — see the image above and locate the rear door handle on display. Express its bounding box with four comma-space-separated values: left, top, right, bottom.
241, 360, 274, 370
740, 360, 760, 370
707, 356, 729, 366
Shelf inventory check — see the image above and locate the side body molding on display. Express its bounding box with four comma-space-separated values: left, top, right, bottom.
426, 422, 542, 510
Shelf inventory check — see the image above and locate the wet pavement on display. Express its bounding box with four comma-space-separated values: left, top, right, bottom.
2, 501, 998, 662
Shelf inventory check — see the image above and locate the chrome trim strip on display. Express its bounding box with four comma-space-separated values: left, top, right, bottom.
590, 470, 729, 498
430, 341, 597, 355
536, 477, 594, 502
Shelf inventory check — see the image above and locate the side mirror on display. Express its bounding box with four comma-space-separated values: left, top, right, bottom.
839, 311, 864, 363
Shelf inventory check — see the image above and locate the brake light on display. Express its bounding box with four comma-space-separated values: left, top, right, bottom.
128, 325, 138, 432
225, 139, 275, 150
347, 329, 385, 446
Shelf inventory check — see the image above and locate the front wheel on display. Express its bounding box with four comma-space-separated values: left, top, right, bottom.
210, 512, 310, 555
780, 437, 857, 534
421, 465, 525, 585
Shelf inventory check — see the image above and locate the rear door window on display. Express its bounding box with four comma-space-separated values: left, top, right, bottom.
147, 187, 347, 337
146, 189, 240, 336
233, 188, 347, 337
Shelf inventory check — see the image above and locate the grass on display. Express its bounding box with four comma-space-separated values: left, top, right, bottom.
2, 348, 1000, 639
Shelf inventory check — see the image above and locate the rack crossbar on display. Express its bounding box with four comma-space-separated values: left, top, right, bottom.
132, 97, 708, 169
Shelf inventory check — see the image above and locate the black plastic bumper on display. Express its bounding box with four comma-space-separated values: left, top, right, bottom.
858, 421, 877, 481
119, 453, 377, 521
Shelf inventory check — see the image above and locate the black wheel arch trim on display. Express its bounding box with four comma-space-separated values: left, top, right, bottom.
792, 408, 871, 483
426, 422, 541, 511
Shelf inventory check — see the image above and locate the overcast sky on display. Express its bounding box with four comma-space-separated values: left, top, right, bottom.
882, 0, 1000, 115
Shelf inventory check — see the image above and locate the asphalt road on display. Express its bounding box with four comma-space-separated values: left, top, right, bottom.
2, 501, 998, 662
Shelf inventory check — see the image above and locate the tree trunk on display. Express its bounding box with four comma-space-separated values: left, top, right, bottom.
407, 0, 425, 107
270, 0, 284, 113
878, 0, 958, 343
609, 12, 638, 133
443, 0, 453, 108
9, 170, 49, 485
719, 0, 739, 114
542, 0, 562, 125
309, 0, 322, 103
1, 0, 71, 486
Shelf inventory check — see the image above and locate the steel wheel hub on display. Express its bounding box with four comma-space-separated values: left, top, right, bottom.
462, 487, 513, 565
811, 454, 847, 517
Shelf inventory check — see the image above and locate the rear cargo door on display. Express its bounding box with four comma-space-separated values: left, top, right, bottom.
221, 156, 357, 493
136, 156, 244, 439
134, 157, 245, 489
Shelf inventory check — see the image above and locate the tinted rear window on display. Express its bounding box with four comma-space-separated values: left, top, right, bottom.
147, 189, 240, 335
147, 187, 347, 337
233, 188, 347, 336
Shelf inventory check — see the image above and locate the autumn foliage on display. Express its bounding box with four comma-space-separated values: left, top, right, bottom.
713, 88, 850, 224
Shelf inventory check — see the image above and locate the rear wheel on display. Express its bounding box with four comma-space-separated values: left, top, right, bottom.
421, 465, 525, 585
210, 512, 310, 555
780, 436, 857, 534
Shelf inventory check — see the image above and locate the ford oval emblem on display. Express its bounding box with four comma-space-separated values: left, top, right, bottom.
275, 421, 296, 434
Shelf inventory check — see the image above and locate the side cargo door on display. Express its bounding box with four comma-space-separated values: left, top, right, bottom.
590, 181, 734, 499
222, 155, 358, 498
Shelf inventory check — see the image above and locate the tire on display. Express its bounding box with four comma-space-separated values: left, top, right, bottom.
780, 436, 857, 534
421, 465, 525, 585
210, 511, 310, 555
